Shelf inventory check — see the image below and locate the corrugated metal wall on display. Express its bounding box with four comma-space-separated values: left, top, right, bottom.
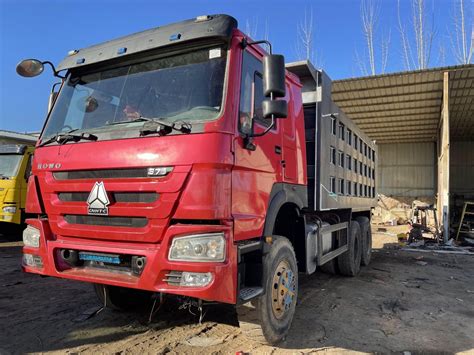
377, 142, 436, 197
450, 141, 474, 194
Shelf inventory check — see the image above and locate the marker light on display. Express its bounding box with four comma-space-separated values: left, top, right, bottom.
196, 15, 211, 22
23, 254, 43, 268
180, 272, 213, 287
169, 33, 181, 41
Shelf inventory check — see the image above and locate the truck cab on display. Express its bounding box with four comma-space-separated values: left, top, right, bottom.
0, 144, 34, 225
18, 14, 375, 344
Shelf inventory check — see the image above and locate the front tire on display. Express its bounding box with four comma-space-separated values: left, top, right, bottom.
238, 237, 298, 344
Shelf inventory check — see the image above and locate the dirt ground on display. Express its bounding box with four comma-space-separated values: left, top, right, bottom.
1, 224, 474, 354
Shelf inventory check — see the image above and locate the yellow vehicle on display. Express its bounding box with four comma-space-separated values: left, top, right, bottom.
0, 144, 34, 225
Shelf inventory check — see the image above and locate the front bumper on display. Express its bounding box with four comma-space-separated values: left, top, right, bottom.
22, 218, 238, 304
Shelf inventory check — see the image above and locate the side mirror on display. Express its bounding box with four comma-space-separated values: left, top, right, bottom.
263, 54, 286, 98
263, 99, 287, 119
16, 59, 45, 77
262, 54, 287, 119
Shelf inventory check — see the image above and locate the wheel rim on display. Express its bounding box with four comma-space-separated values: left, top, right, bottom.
271, 259, 296, 319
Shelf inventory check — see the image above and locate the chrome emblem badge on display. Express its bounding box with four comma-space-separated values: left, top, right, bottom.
87, 182, 110, 216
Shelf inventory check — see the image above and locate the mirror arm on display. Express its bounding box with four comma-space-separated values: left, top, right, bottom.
241, 38, 272, 54
42, 61, 65, 79
243, 114, 275, 151
251, 91, 276, 138
51, 81, 62, 94
249, 116, 275, 138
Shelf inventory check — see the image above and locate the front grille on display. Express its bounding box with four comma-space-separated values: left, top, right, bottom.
58, 192, 158, 203
53, 168, 150, 180
163, 271, 183, 286
64, 215, 148, 228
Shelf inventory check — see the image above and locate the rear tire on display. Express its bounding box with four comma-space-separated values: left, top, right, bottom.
356, 216, 372, 266
338, 221, 362, 276
238, 237, 298, 345
93, 284, 153, 311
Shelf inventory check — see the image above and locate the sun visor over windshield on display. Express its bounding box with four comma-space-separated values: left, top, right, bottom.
56, 14, 237, 72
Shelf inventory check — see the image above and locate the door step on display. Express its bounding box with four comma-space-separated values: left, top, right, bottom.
239, 287, 263, 302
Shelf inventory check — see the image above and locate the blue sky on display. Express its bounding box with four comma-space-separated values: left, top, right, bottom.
0, 0, 462, 133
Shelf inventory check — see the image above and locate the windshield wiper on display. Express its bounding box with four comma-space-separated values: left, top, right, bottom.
106, 116, 160, 126
106, 116, 174, 136
106, 116, 192, 136
137, 117, 192, 137
38, 130, 98, 147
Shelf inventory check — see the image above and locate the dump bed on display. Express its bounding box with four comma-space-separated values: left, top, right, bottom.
287, 61, 377, 212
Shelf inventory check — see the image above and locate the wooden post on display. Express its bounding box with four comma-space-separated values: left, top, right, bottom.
437, 72, 450, 243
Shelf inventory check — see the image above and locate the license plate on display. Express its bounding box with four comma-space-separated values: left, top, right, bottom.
78, 252, 121, 264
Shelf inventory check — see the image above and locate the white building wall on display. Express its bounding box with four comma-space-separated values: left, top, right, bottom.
377, 142, 436, 197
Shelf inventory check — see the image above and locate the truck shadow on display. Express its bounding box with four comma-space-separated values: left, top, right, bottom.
0, 222, 24, 242
1, 241, 474, 353
277, 249, 474, 353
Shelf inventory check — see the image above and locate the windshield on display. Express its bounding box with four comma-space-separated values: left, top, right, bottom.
42, 45, 228, 140
0, 155, 22, 178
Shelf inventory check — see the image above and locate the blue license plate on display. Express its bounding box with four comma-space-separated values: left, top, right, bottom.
78, 252, 121, 264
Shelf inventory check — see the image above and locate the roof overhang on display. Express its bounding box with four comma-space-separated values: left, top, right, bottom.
0, 130, 37, 144
332, 64, 474, 144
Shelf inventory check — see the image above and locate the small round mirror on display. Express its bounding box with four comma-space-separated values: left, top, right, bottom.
16, 59, 44, 77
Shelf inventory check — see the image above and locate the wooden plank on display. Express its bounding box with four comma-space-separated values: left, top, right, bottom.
437, 71, 450, 243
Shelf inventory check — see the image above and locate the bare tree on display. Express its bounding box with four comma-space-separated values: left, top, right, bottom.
355, 49, 369, 76
451, 0, 473, 64
357, 0, 391, 75
438, 42, 447, 66
296, 7, 316, 64
381, 29, 391, 73
245, 17, 259, 39
412, 0, 435, 69
263, 19, 270, 42
361, 0, 377, 75
244, 17, 271, 43
398, 0, 415, 70
397, 0, 435, 70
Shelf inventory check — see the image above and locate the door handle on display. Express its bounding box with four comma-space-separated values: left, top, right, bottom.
281, 160, 286, 168
275, 145, 282, 155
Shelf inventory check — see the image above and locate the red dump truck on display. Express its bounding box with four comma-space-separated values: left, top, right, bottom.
17, 14, 376, 343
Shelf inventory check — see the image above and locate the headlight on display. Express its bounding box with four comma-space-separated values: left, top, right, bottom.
2, 206, 17, 214
169, 233, 225, 262
23, 225, 40, 248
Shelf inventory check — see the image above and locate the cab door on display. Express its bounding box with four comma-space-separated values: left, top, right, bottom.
20, 150, 33, 210
281, 89, 298, 182
232, 49, 282, 241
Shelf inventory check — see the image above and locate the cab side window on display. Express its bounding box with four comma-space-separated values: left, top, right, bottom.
239, 51, 272, 131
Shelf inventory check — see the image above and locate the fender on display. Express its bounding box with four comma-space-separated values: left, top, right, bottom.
263, 183, 307, 236
237, 183, 307, 302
